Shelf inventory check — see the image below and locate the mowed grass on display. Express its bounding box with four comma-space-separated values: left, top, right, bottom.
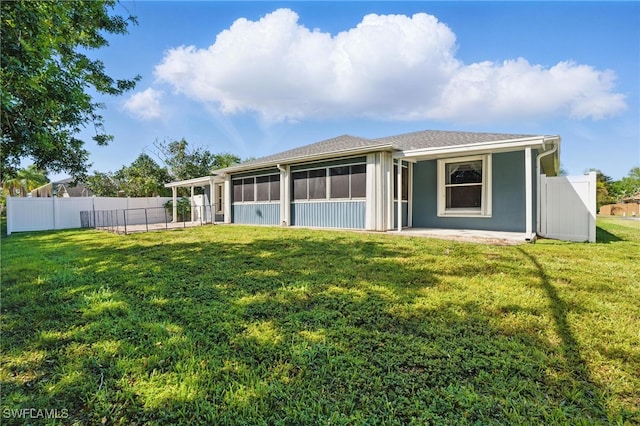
1, 217, 638, 425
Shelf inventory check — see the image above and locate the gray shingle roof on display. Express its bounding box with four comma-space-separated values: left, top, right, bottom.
214, 129, 550, 175
217, 134, 393, 173
375, 129, 538, 151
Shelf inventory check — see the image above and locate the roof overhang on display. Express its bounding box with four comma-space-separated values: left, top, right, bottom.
164, 175, 222, 188
212, 143, 395, 176
393, 136, 558, 161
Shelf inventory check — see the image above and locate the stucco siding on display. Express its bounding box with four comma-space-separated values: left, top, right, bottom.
412, 151, 527, 232
291, 201, 366, 229
232, 203, 280, 225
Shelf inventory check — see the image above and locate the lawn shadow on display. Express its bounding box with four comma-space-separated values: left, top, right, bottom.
596, 226, 624, 243
1, 227, 625, 424
516, 247, 609, 422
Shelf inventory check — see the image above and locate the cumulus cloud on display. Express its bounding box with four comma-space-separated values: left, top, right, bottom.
123, 88, 164, 119
154, 8, 626, 122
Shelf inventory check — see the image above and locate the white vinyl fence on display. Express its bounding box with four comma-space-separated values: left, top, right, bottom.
539, 172, 597, 242
6, 196, 173, 235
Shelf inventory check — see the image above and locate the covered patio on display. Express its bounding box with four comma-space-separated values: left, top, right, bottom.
164, 175, 226, 224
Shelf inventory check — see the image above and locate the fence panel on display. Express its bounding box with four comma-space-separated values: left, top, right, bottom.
540, 172, 596, 242
7, 197, 54, 234
6, 196, 174, 235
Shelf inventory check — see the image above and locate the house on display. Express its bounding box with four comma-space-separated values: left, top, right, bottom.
600, 192, 640, 216
166, 129, 563, 242
30, 178, 93, 198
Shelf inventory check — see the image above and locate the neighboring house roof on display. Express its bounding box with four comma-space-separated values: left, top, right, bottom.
212, 130, 559, 177
622, 192, 640, 203
30, 178, 93, 197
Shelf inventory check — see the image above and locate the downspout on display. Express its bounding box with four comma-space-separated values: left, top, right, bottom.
536, 137, 559, 237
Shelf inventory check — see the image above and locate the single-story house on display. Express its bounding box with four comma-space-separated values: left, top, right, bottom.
30, 178, 93, 197
166, 129, 561, 242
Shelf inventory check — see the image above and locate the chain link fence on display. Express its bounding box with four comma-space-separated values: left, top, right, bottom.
80, 203, 222, 234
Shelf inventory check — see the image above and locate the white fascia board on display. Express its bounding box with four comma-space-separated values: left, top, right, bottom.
213, 144, 396, 176
394, 136, 555, 160
164, 175, 219, 188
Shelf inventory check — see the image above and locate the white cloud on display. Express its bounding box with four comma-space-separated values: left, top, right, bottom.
123, 88, 164, 119
154, 8, 626, 122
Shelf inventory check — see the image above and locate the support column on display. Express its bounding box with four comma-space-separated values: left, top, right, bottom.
525, 147, 533, 238
279, 165, 290, 226
172, 187, 177, 223
224, 175, 232, 224
397, 160, 403, 232
209, 177, 215, 223
190, 185, 195, 222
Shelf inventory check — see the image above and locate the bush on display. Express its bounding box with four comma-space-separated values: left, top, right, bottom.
164, 197, 191, 222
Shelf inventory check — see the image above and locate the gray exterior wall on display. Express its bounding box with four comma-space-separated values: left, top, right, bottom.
291, 201, 365, 229
393, 201, 409, 228
232, 203, 280, 225
411, 151, 529, 232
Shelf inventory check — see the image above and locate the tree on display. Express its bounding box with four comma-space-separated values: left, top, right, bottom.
114, 154, 171, 197
609, 166, 640, 201
1, 0, 140, 181
153, 138, 241, 181
85, 171, 120, 197
1, 164, 48, 197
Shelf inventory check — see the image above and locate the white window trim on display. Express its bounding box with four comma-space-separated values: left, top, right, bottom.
437, 154, 492, 218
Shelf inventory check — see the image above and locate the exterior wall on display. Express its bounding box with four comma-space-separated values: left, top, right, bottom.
232, 203, 280, 225
291, 201, 365, 229
412, 151, 528, 232
600, 202, 639, 216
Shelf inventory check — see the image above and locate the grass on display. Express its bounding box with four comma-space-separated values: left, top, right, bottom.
1, 217, 638, 425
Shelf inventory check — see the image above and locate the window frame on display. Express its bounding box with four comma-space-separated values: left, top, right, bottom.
232, 173, 280, 203
437, 155, 492, 217
292, 162, 367, 202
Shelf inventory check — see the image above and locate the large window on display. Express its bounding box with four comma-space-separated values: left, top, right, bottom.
437, 155, 491, 217
293, 163, 366, 201
233, 174, 280, 203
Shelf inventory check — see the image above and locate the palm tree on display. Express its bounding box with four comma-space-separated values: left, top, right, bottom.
1, 165, 48, 197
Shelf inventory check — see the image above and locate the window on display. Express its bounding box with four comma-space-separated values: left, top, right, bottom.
256, 175, 279, 202
437, 155, 491, 217
293, 163, 366, 201
233, 174, 280, 203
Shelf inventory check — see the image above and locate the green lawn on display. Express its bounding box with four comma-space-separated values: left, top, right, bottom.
1, 218, 638, 425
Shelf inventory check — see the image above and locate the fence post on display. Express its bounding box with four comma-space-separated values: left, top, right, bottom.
52, 195, 57, 230
164, 206, 168, 230
145, 208, 149, 232
6, 195, 12, 236
123, 209, 128, 235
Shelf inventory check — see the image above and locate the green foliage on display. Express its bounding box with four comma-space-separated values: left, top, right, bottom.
1, 164, 48, 197
1, 219, 638, 424
84, 171, 120, 197
1, 0, 140, 180
113, 154, 171, 197
164, 197, 191, 222
154, 138, 241, 181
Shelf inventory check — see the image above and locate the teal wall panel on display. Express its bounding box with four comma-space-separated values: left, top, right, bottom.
232, 203, 280, 225
411, 151, 527, 232
291, 201, 365, 229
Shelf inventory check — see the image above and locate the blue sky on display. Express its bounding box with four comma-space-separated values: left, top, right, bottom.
62, 1, 638, 181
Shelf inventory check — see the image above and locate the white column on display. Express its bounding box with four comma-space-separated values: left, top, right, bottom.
525, 147, 533, 238
397, 160, 403, 232
224, 175, 232, 223
190, 185, 195, 222
280, 166, 290, 226
209, 177, 215, 223
172, 187, 177, 222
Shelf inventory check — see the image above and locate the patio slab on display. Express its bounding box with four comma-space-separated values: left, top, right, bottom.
387, 228, 530, 245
